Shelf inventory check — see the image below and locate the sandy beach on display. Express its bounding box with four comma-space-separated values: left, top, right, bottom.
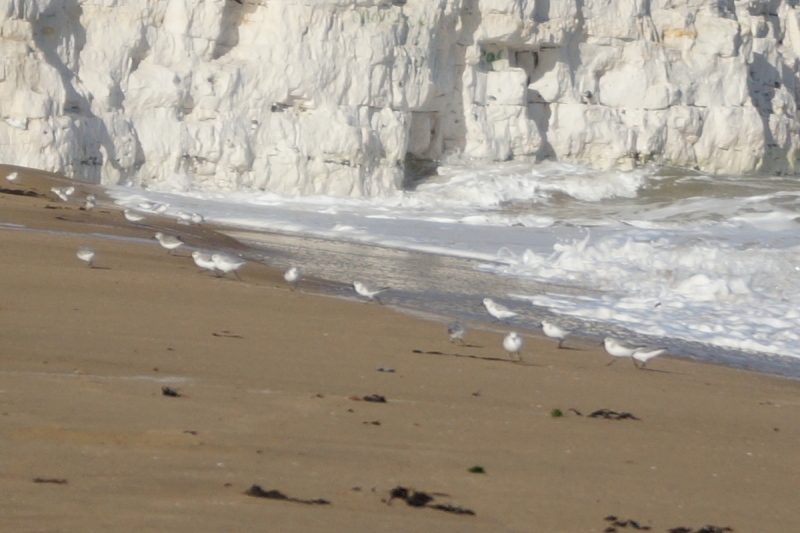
1, 166, 799, 532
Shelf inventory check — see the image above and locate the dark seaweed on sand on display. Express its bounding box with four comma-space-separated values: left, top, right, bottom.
387, 486, 475, 516
0, 188, 42, 198
363, 394, 387, 403
33, 478, 68, 484
602, 515, 651, 531
244, 484, 330, 505
429, 503, 476, 515
212, 330, 244, 339
588, 409, 639, 420
161, 386, 181, 397
668, 527, 733, 533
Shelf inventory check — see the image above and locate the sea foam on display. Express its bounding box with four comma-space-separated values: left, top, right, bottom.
109, 161, 800, 362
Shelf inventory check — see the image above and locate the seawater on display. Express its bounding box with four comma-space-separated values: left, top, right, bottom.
108, 161, 800, 377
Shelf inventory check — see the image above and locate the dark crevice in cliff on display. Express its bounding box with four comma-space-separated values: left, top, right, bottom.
213, 0, 257, 60
31, 0, 120, 183
747, 52, 796, 173
401, 153, 439, 190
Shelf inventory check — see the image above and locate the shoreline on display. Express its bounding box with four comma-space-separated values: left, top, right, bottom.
8, 163, 800, 381
2, 165, 800, 531
4, 162, 800, 382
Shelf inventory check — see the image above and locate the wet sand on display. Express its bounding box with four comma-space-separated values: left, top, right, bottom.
1, 165, 799, 532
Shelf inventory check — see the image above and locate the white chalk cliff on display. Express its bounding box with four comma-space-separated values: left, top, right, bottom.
1, 0, 800, 196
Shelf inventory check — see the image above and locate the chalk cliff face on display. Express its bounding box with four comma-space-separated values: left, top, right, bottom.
1, 0, 799, 195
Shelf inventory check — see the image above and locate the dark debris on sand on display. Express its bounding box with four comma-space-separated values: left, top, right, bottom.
412, 348, 507, 363
244, 484, 330, 505
429, 503, 476, 515
387, 486, 475, 516
33, 478, 68, 484
212, 330, 244, 339
668, 527, 733, 533
161, 386, 181, 397
564, 408, 639, 420
1, 188, 42, 198
602, 515, 651, 531
574, 408, 640, 420
362, 394, 387, 403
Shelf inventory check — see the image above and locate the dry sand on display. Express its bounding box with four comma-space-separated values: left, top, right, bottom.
1, 165, 799, 532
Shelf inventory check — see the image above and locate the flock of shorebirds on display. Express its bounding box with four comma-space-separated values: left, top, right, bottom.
465, 298, 666, 368
9, 170, 667, 369
72, 196, 305, 287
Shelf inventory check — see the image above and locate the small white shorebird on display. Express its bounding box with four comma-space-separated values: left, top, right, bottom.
353, 281, 389, 303
284, 266, 301, 290
503, 331, 523, 362
51, 186, 71, 202
5, 171, 18, 182
632, 347, 667, 369
154, 232, 184, 254
123, 209, 145, 223
84, 194, 96, 211
76, 246, 95, 268
447, 318, 465, 344
212, 253, 246, 279
191, 251, 217, 274
604, 337, 642, 366
138, 201, 169, 213
190, 213, 204, 224
542, 320, 570, 349
176, 212, 192, 224
483, 298, 518, 321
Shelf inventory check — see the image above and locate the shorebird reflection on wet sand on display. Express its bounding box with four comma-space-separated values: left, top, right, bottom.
447, 319, 465, 344
542, 320, 570, 349
284, 266, 301, 290
483, 298, 518, 322
154, 232, 184, 255
503, 331, 523, 362
353, 281, 389, 303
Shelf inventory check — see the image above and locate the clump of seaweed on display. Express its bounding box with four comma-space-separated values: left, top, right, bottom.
244, 484, 330, 505
387, 486, 475, 516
